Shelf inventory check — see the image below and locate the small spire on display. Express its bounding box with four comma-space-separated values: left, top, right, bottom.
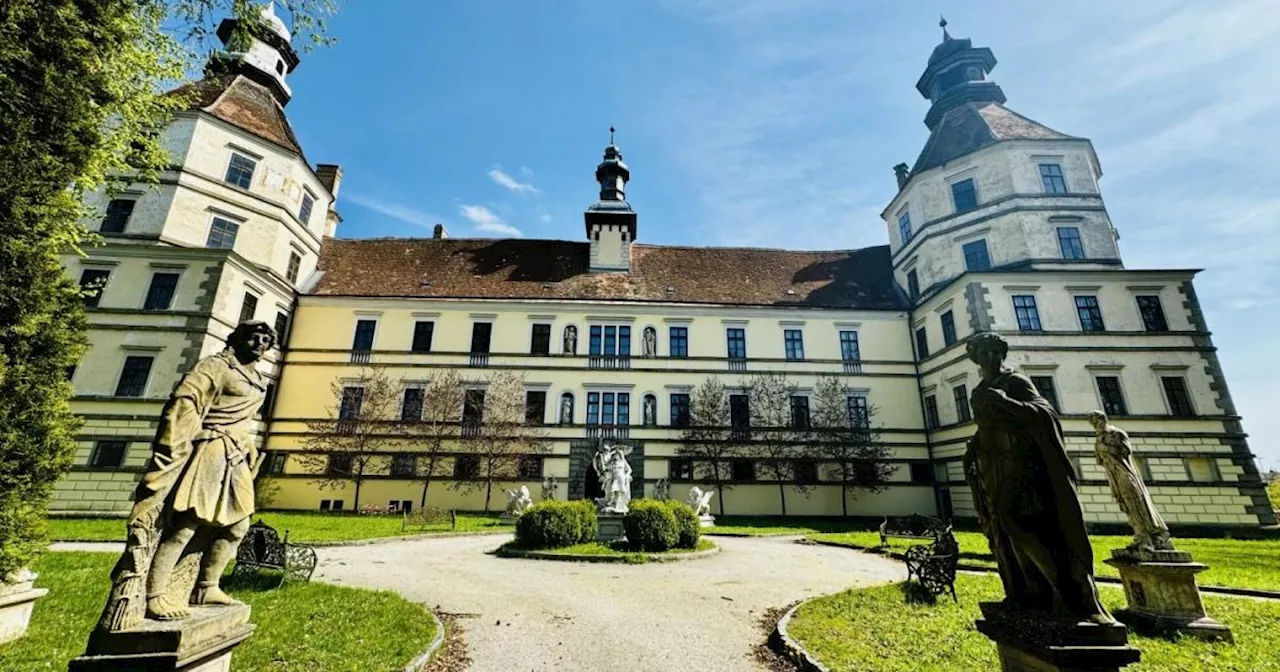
939, 15, 951, 40
609, 126, 615, 144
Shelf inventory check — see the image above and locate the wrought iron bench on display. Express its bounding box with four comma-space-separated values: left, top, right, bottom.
878, 513, 946, 546
401, 506, 456, 532
904, 527, 959, 602
232, 519, 317, 583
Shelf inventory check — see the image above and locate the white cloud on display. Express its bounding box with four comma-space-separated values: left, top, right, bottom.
343, 192, 441, 230
488, 167, 539, 194
459, 204, 523, 237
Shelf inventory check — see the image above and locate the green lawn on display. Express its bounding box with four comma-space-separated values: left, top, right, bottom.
787, 574, 1280, 672
809, 531, 1280, 592
706, 516, 873, 536
49, 511, 513, 544
500, 539, 717, 563
0, 552, 437, 671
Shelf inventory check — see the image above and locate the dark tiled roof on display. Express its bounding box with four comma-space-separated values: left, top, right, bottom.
311, 238, 908, 310
167, 75, 304, 156
911, 101, 1075, 175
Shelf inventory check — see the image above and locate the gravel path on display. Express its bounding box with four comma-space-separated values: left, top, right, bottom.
315, 534, 905, 672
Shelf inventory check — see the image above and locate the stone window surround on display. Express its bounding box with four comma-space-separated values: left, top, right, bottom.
116, 345, 162, 398
1087, 364, 1130, 416
141, 263, 186, 311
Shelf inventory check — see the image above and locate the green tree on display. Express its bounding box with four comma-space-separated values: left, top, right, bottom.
745, 373, 816, 516
811, 375, 893, 517
678, 377, 737, 517
0, 0, 338, 577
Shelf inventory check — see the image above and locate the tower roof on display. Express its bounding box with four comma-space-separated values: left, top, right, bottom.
910, 101, 1076, 175
167, 74, 304, 157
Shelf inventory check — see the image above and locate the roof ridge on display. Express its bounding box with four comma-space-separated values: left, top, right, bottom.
981, 102, 1079, 140
633, 242, 888, 254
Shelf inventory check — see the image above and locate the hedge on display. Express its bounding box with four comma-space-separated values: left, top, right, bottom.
624, 500, 679, 552
515, 500, 597, 549
664, 500, 701, 549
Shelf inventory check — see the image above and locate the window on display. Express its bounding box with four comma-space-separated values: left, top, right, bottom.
100, 199, 135, 233
352, 319, 377, 353
729, 394, 750, 439
518, 455, 543, 480
1161, 377, 1195, 417
1096, 376, 1127, 416
239, 292, 258, 323
1075, 296, 1105, 332
616, 393, 630, 426
1137, 296, 1169, 332
586, 392, 600, 425
951, 177, 978, 213
470, 322, 492, 354
1057, 226, 1085, 260
259, 383, 277, 418
924, 394, 940, 429
401, 387, 424, 421
1039, 163, 1067, 194
525, 390, 547, 425
953, 384, 970, 423
731, 459, 755, 481
588, 325, 631, 356
79, 269, 110, 307
910, 463, 933, 483
319, 499, 346, 511
328, 454, 353, 476
940, 310, 957, 346
1135, 456, 1153, 482
453, 455, 480, 479
391, 453, 416, 477
206, 216, 239, 249
273, 312, 289, 345
962, 239, 991, 271
669, 458, 693, 481
286, 252, 301, 284
224, 152, 257, 189
789, 395, 810, 429
726, 328, 746, 360
1184, 456, 1220, 483
411, 321, 434, 353
585, 391, 628, 425
339, 386, 364, 421
795, 461, 819, 484
1030, 376, 1059, 412
90, 441, 127, 468
915, 326, 929, 359
462, 390, 485, 432
262, 451, 286, 475
898, 212, 912, 243
783, 329, 805, 361
299, 190, 315, 224
669, 326, 688, 358
907, 270, 919, 300
114, 356, 153, 397
1011, 295, 1042, 331
670, 393, 691, 428
847, 395, 870, 428
530, 323, 551, 355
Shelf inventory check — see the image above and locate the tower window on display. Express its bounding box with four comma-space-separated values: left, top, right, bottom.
924, 394, 940, 429
1040, 163, 1068, 194
962, 239, 991, 271
143, 272, 179, 310
205, 216, 239, 250
950, 178, 978, 213
79, 268, 110, 307
115, 355, 154, 397
940, 310, 957, 346
1161, 377, 1195, 417
914, 326, 929, 360
100, 199, 136, 233
90, 441, 128, 468
274, 312, 289, 346
224, 152, 257, 189
1075, 296, 1105, 332
1137, 296, 1168, 332
286, 251, 302, 284
239, 292, 258, 323
1030, 376, 1059, 412
953, 384, 971, 423
1095, 376, 1127, 416
907, 269, 919, 300
898, 212, 912, 244
1057, 227, 1086, 260
299, 190, 315, 224
275, 59, 285, 75
1012, 295, 1042, 331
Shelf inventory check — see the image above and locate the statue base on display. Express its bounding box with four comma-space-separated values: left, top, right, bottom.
1104, 548, 1232, 643
70, 603, 255, 672
974, 601, 1140, 672
698, 515, 715, 528
596, 513, 626, 543
0, 569, 47, 644
499, 513, 520, 526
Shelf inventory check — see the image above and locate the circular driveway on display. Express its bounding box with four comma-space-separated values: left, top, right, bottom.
314, 534, 905, 672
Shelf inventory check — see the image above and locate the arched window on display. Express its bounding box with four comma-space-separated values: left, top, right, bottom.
558, 392, 574, 425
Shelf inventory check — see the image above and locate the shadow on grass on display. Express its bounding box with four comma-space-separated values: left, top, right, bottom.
898, 580, 939, 606
222, 569, 286, 593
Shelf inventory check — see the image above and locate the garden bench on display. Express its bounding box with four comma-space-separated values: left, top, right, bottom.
401, 506, 457, 532
904, 527, 959, 602
878, 513, 946, 546
232, 519, 317, 583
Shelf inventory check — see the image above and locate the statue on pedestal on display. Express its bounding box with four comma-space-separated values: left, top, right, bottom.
563, 325, 578, 355
593, 444, 633, 514
504, 485, 533, 518
642, 326, 657, 357
643, 395, 657, 426
687, 486, 715, 517
1088, 411, 1172, 553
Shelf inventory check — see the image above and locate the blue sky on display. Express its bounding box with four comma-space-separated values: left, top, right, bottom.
277, 0, 1280, 470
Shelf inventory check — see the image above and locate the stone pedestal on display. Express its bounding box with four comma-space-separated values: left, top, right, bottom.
698, 515, 715, 528
975, 601, 1140, 672
0, 569, 48, 644
70, 603, 255, 672
499, 513, 520, 526
596, 513, 626, 542
1104, 548, 1232, 643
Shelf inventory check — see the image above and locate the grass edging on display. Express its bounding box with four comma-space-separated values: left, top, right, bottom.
494, 541, 720, 564
802, 539, 1280, 601
768, 599, 831, 672
403, 607, 447, 672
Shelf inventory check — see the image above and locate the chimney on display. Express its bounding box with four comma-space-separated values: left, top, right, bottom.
315, 164, 343, 199
893, 163, 910, 190
432, 224, 448, 239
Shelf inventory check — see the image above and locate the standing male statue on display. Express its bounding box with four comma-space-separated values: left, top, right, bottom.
963, 332, 1113, 624
1089, 411, 1173, 552
95, 322, 276, 631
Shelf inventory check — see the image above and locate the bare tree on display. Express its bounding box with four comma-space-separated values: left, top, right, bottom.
400, 369, 465, 508
746, 373, 816, 516
450, 370, 549, 512
301, 367, 403, 511
678, 376, 737, 517
811, 374, 894, 517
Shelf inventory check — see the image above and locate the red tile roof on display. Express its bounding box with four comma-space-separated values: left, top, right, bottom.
168, 75, 304, 156
311, 237, 907, 310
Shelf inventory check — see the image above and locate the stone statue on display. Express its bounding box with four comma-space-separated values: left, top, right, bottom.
687, 486, 715, 516
541, 475, 559, 501
1089, 411, 1173, 553
593, 443, 633, 514
963, 332, 1113, 624
95, 322, 276, 631
563, 325, 577, 355
643, 395, 657, 426
642, 326, 657, 357
504, 485, 533, 517
559, 393, 574, 424
653, 478, 670, 501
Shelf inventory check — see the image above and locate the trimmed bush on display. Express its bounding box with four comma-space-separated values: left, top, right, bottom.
624, 500, 679, 552
664, 500, 701, 549
516, 500, 597, 549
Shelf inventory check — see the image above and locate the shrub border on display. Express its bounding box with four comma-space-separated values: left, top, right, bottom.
403, 607, 447, 672
767, 599, 830, 672
493, 541, 719, 564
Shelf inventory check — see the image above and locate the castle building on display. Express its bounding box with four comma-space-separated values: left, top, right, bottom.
52, 17, 1276, 531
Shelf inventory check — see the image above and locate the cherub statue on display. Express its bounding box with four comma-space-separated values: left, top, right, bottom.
1089, 410, 1173, 552
504, 485, 534, 517
653, 478, 670, 501
687, 486, 715, 517
593, 443, 633, 514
